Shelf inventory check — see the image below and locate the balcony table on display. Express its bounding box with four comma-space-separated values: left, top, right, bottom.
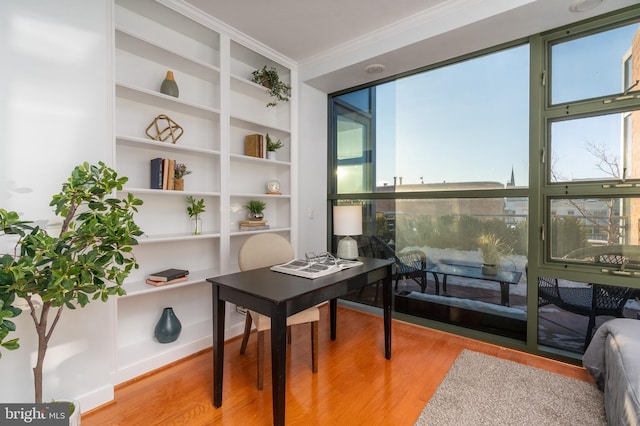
425, 263, 522, 306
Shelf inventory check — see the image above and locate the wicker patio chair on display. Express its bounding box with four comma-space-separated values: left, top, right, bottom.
356, 235, 427, 301
538, 253, 634, 350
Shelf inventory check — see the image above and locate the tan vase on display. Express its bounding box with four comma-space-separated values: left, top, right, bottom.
174, 178, 184, 191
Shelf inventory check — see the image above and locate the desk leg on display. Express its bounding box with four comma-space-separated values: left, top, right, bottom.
383, 264, 392, 360
271, 307, 288, 426
330, 298, 337, 340
212, 285, 225, 408
500, 282, 510, 306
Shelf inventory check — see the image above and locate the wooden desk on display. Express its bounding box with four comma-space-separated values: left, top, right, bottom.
425, 263, 522, 306
207, 257, 394, 426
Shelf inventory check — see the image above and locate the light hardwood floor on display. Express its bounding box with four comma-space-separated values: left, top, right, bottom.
82, 305, 593, 425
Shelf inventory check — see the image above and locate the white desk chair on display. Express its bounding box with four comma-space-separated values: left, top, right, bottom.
238, 233, 319, 389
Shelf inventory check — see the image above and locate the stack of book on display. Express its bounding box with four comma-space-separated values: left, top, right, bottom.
146, 268, 189, 286
244, 134, 266, 158
239, 220, 270, 231
150, 157, 177, 190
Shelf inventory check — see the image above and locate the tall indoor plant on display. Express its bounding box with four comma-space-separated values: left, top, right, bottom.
0, 162, 143, 403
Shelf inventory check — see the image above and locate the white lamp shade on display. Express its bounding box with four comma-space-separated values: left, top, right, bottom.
333, 205, 362, 236
334, 205, 362, 260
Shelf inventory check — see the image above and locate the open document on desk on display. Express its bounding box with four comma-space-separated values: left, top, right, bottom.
271, 257, 363, 279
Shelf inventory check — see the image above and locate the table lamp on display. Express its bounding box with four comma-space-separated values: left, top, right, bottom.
333, 205, 362, 260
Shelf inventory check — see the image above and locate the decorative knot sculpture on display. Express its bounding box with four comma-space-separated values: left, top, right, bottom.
145, 114, 183, 143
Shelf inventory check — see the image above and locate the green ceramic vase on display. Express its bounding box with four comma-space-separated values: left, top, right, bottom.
154, 307, 182, 343
160, 70, 179, 97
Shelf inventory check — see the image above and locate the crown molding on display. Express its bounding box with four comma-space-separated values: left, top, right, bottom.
158, 0, 297, 69
298, 0, 533, 82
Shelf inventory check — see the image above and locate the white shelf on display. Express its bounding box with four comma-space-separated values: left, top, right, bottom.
230, 114, 290, 135
116, 82, 220, 120
230, 153, 290, 166
116, 135, 220, 157
231, 74, 273, 101
119, 187, 220, 197
136, 231, 220, 245
231, 192, 290, 199
230, 227, 291, 236
116, 27, 221, 80
122, 268, 218, 298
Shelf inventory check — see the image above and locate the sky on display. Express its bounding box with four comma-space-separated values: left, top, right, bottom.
371, 22, 640, 188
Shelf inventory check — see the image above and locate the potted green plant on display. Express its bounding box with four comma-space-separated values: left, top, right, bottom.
266, 133, 283, 160
245, 200, 267, 221
0, 162, 143, 407
477, 233, 510, 275
251, 66, 291, 107
186, 196, 205, 235
174, 163, 191, 191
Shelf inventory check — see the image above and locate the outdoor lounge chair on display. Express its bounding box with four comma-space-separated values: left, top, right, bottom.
356, 235, 427, 300
538, 252, 634, 350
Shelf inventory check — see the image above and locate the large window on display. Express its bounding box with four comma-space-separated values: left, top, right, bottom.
332, 44, 531, 340
330, 7, 640, 358
537, 17, 640, 354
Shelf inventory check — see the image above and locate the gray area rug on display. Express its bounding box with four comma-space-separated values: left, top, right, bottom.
415, 350, 606, 426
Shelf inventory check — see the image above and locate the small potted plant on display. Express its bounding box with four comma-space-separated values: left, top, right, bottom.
186, 196, 205, 235
477, 233, 510, 275
245, 200, 267, 221
251, 66, 291, 107
266, 133, 283, 160
174, 163, 191, 191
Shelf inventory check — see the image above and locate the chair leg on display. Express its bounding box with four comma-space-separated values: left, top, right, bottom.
311, 321, 318, 373
239, 314, 252, 355
257, 330, 265, 390
584, 314, 597, 351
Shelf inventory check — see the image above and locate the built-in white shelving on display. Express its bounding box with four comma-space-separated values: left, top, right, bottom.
113, 0, 294, 383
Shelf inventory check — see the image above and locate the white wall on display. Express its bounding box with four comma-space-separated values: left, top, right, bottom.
0, 0, 330, 413
296, 83, 329, 256
0, 0, 114, 410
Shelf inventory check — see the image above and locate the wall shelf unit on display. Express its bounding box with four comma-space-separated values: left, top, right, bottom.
113, 0, 295, 383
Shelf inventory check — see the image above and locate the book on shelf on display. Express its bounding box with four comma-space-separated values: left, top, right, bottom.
167, 159, 175, 190
245, 134, 263, 158
148, 268, 189, 282
162, 158, 170, 189
240, 225, 270, 231
150, 157, 163, 189
270, 254, 363, 279
146, 276, 188, 287
239, 220, 268, 226
150, 157, 178, 190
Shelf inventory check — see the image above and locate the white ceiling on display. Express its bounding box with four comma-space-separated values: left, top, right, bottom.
184, 0, 447, 61
183, 0, 639, 93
